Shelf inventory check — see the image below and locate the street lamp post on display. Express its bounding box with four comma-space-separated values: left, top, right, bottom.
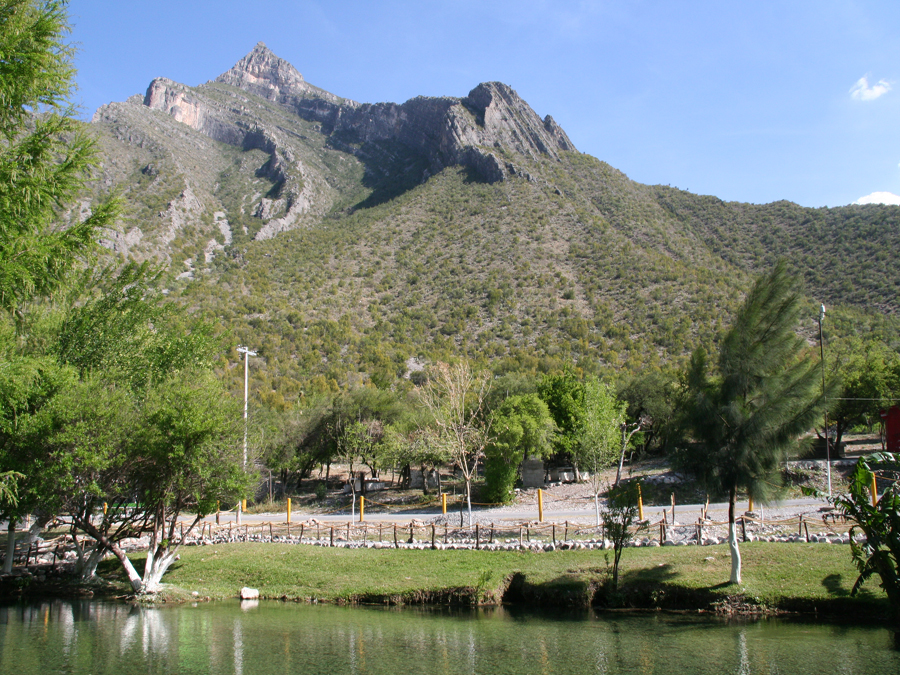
817, 305, 832, 498
236, 346, 257, 524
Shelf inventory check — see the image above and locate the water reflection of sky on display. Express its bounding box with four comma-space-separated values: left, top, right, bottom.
0, 600, 898, 674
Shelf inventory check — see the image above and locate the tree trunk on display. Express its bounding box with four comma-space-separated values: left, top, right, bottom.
109, 540, 143, 593
23, 513, 50, 547
594, 492, 601, 527
75, 544, 107, 582
728, 487, 742, 584
3, 519, 16, 574
142, 546, 179, 593
465, 478, 473, 525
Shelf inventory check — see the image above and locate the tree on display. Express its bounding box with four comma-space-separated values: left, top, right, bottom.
0, 0, 117, 322
0, 349, 75, 573
574, 377, 625, 525
600, 481, 647, 592
120, 370, 248, 593
0, 0, 117, 570
416, 361, 491, 524
484, 393, 555, 503
826, 337, 900, 449
618, 368, 683, 455
683, 261, 829, 584
829, 452, 900, 622
537, 368, 584, 462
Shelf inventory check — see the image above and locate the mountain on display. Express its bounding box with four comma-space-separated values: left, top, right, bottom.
81, 44, 900, 401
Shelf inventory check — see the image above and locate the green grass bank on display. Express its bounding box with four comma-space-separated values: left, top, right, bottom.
99, 542, 890, 620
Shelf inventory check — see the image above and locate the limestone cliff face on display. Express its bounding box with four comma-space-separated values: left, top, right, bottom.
143, 44, 576, 185
96, 44, 578, 253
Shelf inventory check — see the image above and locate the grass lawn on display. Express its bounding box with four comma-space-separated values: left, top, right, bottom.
102, 541, 889, 619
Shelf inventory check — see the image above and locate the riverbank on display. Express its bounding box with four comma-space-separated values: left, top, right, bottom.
64, 541, 885, 620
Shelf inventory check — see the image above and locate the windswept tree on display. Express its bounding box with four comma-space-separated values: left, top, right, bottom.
416, 361, 491, 524
683, 261, 831, 584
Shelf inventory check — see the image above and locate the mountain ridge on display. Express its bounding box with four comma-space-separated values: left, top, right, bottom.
80, 44, 900, 399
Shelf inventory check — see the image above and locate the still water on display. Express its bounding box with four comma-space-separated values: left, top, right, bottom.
0, 599, 897, 674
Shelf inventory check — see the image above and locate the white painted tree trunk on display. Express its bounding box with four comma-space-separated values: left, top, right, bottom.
109, 542, 143, 593
74, 540, 107, 582
23, 514, 50, 547
728, 489, 741, 584
141, 548, 179, 593
3, 519, 16, 574
594, 492, 601, 527
728, 520, 742, 584
465, 479, 473, 525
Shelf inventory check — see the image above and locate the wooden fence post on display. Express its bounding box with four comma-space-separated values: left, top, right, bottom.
475, 523, 480, 549
431, 523, 436, 549
330, 526, 334, 547
393, 523, 398, 549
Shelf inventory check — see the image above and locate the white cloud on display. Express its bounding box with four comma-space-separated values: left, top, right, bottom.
854, 191, 900, 205
850, 75, 891, 101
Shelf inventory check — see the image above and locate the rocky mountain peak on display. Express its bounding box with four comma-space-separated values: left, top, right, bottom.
460, 82, 577, 160
214, 42, 308, 101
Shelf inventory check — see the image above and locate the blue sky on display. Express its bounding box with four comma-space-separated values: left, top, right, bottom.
69, 1, 900, 208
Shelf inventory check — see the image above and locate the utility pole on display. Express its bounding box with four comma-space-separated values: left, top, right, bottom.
236, 346, 257, 524
817, 305, 832, 498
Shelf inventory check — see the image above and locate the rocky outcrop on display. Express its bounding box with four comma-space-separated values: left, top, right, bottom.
216, 42, 347, 107
323, 82, 577, 183
104, 43, 579, 251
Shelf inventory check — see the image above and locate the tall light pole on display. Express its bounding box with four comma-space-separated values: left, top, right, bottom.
817, 305, 832, 498
236, 346, 257, 524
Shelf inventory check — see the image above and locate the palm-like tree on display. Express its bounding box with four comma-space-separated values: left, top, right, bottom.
684, 261, 831, 584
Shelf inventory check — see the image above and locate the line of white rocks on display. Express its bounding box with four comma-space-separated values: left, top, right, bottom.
184, 531, 865, 551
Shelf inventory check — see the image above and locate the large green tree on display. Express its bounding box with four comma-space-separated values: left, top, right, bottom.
484, 393, 555, 503
683, 261, 830, 584
0, 0, 117, 321
0, 0, 118, 568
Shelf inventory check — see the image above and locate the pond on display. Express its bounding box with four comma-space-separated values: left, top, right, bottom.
0, 599, 897, 674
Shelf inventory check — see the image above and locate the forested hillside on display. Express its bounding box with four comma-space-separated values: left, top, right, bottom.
77, 44, 900, 404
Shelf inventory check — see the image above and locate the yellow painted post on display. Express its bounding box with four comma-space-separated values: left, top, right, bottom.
103, 502, 107, 516
748, 496, 754, 513
871, 473, 879, 507
287, 497, 292, 524
538, 488, 544, 523
637, 484, 644, 521
441, 493, 447, 515
359, 495, 365, 522
242, 499, 247, 512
